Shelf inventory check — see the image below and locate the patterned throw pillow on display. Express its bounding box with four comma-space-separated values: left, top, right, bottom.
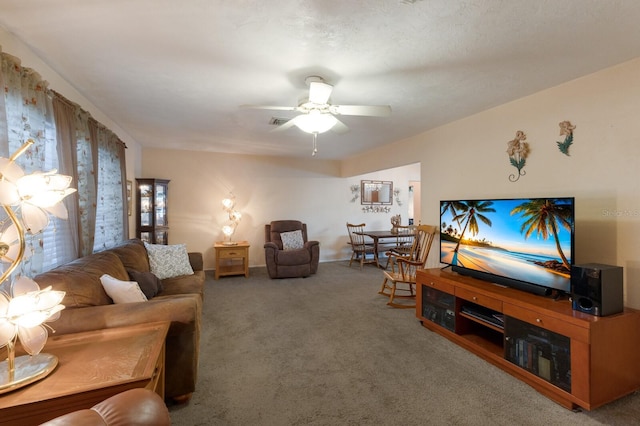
100, 274, 148, 303
281, 230, 304, 251
144, 242, 194, 280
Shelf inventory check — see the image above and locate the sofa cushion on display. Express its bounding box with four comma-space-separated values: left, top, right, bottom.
144, 243, 194, 279
127, 268, 163, 299
160, 270, 206, 299
109, 239, 151, 272
34, 251, 129, 308
100, 274, 148, 303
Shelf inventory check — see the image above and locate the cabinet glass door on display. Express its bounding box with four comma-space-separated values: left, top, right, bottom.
139, 183, 153, 227
140, 231, 152, 244
155, 183, 167, 227
504, 316, 571, 392
421, 285, 455, 332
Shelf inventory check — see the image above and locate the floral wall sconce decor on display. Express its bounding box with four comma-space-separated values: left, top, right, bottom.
557, 121, 575, 156
507, 130, 530, 182
393, 188, 402, 206
362, 205, 391, 213
349, 184, 360, 203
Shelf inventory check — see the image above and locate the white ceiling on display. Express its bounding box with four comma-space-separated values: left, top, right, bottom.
1, 1, 640, 160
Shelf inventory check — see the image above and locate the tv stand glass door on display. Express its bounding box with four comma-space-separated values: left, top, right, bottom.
504, 316, 571, 392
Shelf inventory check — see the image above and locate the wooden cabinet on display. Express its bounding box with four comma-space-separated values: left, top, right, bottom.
416, 268, 640, 411
136, 178, 169, 244
214, 241, 250, 280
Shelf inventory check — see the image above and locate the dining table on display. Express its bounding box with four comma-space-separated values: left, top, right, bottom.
355, 229, 413, 267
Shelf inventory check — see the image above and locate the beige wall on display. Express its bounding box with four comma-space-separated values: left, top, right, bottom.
343, 58, 640, 309
141, 150, 419, 270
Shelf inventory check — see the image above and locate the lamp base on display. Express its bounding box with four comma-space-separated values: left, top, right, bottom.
222, 241, 238, 246
0, 353, 58, 394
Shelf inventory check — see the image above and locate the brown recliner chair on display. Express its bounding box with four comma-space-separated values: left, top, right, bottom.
39, 388, 170, 425
264, 220, 320, 278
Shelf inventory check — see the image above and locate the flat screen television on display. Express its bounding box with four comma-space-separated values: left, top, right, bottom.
439, 197, 575, 296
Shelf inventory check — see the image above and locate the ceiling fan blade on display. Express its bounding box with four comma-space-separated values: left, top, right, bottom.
308, 81, 333, 104
331, 117, 349, 134
240, 104, 298, 111
330, 104, 392, 117
270, 117, 298, 132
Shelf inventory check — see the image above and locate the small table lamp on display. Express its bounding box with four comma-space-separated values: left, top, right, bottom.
221, 193, 242, 245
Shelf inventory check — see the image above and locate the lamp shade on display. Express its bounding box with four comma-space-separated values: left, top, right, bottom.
222, 225, 235, 237
294, 111, 337, 134
221, 197, 235, 210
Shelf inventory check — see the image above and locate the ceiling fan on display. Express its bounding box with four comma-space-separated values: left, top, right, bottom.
241, 76, 392, 155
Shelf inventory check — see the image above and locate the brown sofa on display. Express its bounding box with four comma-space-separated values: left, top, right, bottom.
39, 388, 170, 426
34, 238, 204, 401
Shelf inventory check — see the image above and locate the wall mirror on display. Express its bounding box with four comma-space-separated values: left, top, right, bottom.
361, 180, 393, 205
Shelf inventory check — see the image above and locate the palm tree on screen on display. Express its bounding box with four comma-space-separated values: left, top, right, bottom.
441, 201, 467, 234
452, 200, 495, 254
510, 198, 573, 271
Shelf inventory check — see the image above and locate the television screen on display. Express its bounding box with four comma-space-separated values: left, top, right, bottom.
440, 197, 575, 295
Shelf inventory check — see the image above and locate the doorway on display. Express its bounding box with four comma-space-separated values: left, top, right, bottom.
408, 180, 421, 225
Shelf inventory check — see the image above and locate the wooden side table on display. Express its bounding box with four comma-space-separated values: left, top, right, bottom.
0, 322, 169, 426
215, 241, 250, 279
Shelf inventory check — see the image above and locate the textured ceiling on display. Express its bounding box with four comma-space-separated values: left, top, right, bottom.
1, 1, 640, 159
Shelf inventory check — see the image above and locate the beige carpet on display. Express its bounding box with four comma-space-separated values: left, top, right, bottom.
169, 261, 640, 425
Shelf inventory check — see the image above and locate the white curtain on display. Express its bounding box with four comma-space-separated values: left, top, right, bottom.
90, 118, 127, 252
0, 49, 128, 278
0, 52, 77, 276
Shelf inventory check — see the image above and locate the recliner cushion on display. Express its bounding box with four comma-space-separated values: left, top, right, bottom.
276, 248, 311, 265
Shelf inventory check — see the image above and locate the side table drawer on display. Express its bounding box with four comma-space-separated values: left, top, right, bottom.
219, 248, 247, 259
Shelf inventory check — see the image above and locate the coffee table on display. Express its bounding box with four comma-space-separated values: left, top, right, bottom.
0, 321, 169, 426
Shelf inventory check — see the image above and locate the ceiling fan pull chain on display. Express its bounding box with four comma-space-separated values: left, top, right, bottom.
312, 132, 318, 156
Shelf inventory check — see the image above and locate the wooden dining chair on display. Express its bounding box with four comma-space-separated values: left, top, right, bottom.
379, 224, 437, 308
347, 223, 379, 269
383, 224, 415, 269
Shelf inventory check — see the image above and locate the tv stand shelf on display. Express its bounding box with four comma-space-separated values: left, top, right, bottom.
416, 268, 640, 411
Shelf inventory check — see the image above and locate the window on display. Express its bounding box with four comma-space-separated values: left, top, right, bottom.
1, 50, 127, 277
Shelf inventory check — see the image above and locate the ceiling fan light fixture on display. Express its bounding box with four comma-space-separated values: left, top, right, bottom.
294, 111, 337, 134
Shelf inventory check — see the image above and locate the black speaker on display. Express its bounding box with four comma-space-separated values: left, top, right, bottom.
571, 263, 623, 316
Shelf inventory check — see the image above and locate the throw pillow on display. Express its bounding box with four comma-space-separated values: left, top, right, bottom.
144, 242, 194, 279
127, 268, 163, 299
281, 230, 304, 251
100, 274, 148, 304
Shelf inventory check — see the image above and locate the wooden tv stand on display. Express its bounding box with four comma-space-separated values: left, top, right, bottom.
416, 268, 640, 411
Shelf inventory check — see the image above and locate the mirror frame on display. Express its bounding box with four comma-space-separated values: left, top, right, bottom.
360, 180, 393, 205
